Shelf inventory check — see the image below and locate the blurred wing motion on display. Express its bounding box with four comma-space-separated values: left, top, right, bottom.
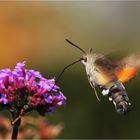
94, 52, 140, 114
115, 67, 137, 83
115, 53, 140, 83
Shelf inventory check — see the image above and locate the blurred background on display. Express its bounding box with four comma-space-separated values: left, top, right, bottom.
0, 1, 140, 139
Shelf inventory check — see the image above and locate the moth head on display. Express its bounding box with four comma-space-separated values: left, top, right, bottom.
81, 49, 93, 65
81, 54, 88, 65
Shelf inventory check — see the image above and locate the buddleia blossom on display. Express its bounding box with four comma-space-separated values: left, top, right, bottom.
0, 62, 66, 116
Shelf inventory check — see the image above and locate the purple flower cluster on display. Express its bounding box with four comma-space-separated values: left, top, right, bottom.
0, 62, 66, 115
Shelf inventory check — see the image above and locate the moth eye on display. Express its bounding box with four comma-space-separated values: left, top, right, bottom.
83, 57, 87, 62
81, 56, 87, 65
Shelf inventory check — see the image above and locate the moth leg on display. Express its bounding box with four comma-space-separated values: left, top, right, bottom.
87, 74, 100, 102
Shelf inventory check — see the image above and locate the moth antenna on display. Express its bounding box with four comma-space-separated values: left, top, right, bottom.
93, 86, 100, 102
66, 39, 86, 54
55, 58, 82, 84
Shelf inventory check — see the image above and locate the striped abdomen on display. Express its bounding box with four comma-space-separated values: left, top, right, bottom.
103, 81, 131, 114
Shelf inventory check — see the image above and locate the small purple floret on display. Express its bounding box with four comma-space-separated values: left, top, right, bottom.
0, 94, 8, 104
0, 62, 66, 115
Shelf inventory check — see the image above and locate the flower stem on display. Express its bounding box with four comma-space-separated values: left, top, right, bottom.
11, 117, 21, 140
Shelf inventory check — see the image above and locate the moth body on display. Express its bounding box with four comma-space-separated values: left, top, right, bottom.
82, 52, 131, 114
65, 39, 139, 114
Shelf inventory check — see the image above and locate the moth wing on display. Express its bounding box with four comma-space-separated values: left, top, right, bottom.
115, 53, 140, 83
115, 67, 138, 83
94, 53, 140, 83
94, 54, 117, 83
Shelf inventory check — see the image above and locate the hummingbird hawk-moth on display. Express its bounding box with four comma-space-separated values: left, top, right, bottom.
64, 39, 140, 115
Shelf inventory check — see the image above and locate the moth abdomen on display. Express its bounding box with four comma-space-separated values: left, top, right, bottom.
108, 82, 131, 114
